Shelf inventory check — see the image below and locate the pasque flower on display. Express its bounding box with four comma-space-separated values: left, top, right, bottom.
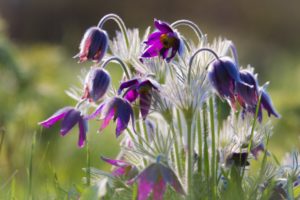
136, 162, 185, 200
207, 57, 250, 109
82, 67, 111, 102
39, 107, 87, 148
74, 27, 108, 63
141, 19, 182, 62
118, 78, 159, 120
101, 156, 138, 179
235, 70, 280, 121
86, 97, 134, 137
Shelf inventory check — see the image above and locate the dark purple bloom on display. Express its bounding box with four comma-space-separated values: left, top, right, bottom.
39, 107, 87, 148
141, 19, 182, 62
74, 27, 108, 63
82, 67, 111, 102
118, 78, 159, 120
101, 156, 138, 179
86, 97, 134, 137
236, 70, 259, 108
136, 163, 185, 200
251, 143, 267, 159
208, 57, 250, 109
226, 152, 250, 167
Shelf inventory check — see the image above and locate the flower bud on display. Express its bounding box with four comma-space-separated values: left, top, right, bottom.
83, 67, 111, 102
74, 27, 108, 63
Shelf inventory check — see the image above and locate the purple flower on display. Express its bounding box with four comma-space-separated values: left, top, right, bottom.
39, 107, 87, 148
259, 89, 281, 120
208, 57, 249, 109
101, 156, 138, 179
136, 163, 185, 200
236, 70, 259, 108
74, 27, 108, 63
141, 19, 182, 62
82, 67, 111, 102
118, 78, 159, 120
86, 97, 134, 137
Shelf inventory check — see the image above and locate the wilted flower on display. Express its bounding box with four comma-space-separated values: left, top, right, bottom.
86, 97, 134, 137
141, 19, 182, 62
74, 27, 108, 63
118, 78, 159, 119
135, 162, 185, 200
82, 67, 111, 102
208, 57, 249, 109
101, 156, 138, 179
39, 107, 87, 148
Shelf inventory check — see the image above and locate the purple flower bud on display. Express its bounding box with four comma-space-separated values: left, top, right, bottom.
74, 27, 108, 63
226, 152, 250, 167
136, 163, 185, 200
208, 57, 241, 108
86, 97, 134, 137
82, 67, 111, 102
39, 107, 88, 148
141, 19, 182, 62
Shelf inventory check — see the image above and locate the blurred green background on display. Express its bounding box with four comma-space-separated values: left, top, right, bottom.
0, 0, 299, 198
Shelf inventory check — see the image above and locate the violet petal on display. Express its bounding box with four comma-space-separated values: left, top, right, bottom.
39, 107, 73, 128
60, 109, 81, 136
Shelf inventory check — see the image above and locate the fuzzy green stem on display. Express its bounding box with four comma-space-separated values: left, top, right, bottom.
171, 20, 205, 44
188, 48, 219, 84
184, 110, 194, 198
176, 109, 185, 173
209, 98, 217, 199
171, 122, 183, 178
101, 56, 131, 79
27, 132, 36, 200
197, 111, 203, 175
97, 13, 130, 49
86, 139, 91, 186
202, 104, 210, 192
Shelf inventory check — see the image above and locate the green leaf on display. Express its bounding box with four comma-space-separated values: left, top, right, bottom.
293, 185, 300, 198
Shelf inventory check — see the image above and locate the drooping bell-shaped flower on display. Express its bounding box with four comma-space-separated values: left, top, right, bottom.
136, 162, 185, 200
39, 107, 88, 148
118, 78, 159, 119
82, 67, 111, 102
101, 156, 138, 179
208, 57, 249, 109
74, 27, 108, 63
86, 97, 134, 137
236, 70, 259, 108
141, 19, 182, 62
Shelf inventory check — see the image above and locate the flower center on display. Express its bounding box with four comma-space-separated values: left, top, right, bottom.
160, 33, 176, 49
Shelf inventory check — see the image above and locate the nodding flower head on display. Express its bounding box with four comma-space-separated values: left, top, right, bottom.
82, 67, 111, 102
39, 107, 87, 148
236, 70, 259, 107
74, 27, 108, 63
260, 89, 281, 120
208, 57, 244, 109
101, 156, 138, 179
136, 162, 185, 200
118, 78, 159, 120
141, 19, 182, 62
86, 97, 134, 137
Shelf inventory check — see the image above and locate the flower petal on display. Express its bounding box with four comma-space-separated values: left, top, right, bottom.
139, 92, 152, 120
115, 100, 133, 137
78, 118, 88, 148
60, 109, 81, 136
100, 108, 115, 131
152, 177, 166, 200
124, 89, 139, 102
141, 40, 163, 58
154, 19, 173, 33
137, 164, 159, 200
160, 164, 185, 195
85, 102, 105, 120
101, 156, 129, 168
144, 31, 161, 45
118, 79, 139, 95
39, 107, 73, 128
261, 90, 281, 118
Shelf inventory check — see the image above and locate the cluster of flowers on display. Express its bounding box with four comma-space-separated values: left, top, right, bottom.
38, 13, 291, 199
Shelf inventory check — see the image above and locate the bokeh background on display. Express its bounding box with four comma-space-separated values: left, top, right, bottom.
0, 0, 299, 198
